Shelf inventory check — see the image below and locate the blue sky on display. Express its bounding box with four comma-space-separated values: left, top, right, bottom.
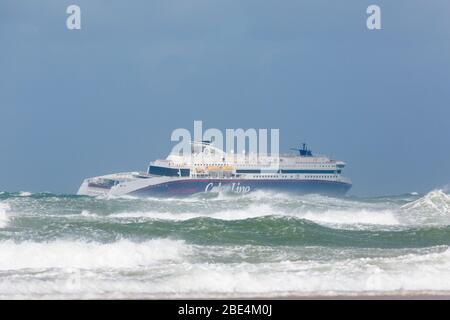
1, 0, 449, 195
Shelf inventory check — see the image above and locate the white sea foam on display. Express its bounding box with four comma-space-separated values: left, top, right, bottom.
300, 209, 399, 226
2, 246, 450, 298
80, 210, 93, 217
238, 190, 295, 201
18, 191, 32, 197
114, 247, 450, 296
0, 239, 189, 270
0, 202, 10, 228
158, 248, 450, 297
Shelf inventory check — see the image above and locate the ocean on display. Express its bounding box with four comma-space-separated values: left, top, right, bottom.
0, 189, 450, 299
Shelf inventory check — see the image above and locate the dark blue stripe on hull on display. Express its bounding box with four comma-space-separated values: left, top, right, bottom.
130, 179, 352, 197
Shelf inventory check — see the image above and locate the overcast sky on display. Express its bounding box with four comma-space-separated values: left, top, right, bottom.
1, 0, 449, 196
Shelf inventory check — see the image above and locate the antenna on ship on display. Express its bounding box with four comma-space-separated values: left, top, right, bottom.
290, 143, 313, 157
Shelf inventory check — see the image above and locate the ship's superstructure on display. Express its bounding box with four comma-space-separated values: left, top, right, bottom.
77, 142, 351, 197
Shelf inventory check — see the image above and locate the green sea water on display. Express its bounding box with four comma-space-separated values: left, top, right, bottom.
0, 189, 449, 298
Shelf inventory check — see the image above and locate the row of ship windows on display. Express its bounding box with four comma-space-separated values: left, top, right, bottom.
305, 175, 338, 179
251, 175, 338, 179
189, 174, 339, 179
193, 164, 335, 168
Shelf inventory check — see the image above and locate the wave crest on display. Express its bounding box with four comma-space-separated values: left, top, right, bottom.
0, 239, 189, 270
401, 189, 449, 214
0, 202, 10, 228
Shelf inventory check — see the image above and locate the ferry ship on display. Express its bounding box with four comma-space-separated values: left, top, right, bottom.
77, 142, 352, 197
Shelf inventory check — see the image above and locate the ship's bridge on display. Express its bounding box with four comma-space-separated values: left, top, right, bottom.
166, 141, 226, 165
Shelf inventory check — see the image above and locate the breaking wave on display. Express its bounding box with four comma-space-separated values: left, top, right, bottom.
401, 189, 449, 214
400, 189, 450, 225
0, 238, 188, 270
0, 202, 10, 228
